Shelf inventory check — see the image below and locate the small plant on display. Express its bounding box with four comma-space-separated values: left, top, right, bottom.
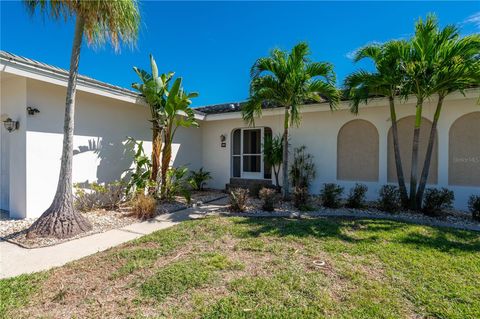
263, 134, 283, 188
320, 183, 344, 208
74, 181, 126, 212
346, 184, 368, 209
293, 186, 310, 210
289, 146, 316, 189
164, 166, 191, 202
259, 187, 277, 211
422, 188, 454, 216
378, 185, 401, 212
124, 137, 155, 196
468, 195, 480, 221
229, 188, 249, 212
188, 168, 212, 191
130, 193, 157, 220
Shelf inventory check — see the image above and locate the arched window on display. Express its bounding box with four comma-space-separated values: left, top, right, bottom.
387, 116, 437, 183
449, 112, 480, 186
337, 120, 379, 181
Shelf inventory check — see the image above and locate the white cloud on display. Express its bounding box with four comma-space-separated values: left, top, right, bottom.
462, 12, 480, 29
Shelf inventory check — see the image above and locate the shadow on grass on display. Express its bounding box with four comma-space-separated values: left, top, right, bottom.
231, 217, 480, 253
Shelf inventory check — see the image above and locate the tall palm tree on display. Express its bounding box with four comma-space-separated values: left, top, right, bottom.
160, 77, 198, 198
344, 40, 410, 206
25, 0, 140, 238
415, 32, 480, 207
132, 55, 173, 193
242, 42, 340, 199
403, 15, 459, 209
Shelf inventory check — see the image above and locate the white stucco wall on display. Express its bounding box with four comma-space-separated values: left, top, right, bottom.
201, 91, 479, 210
24, 79, 203, 218
0, 75, 27, 218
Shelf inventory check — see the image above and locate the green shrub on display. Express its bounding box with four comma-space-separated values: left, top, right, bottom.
229, 188, 249, 212
259, 187, 278, 211
320, 183, 344, 208
293, 186, 310, 210
124, 137, 155, 196
378, 185, 401, 212
468, 195, 480, 221
346, 183, 368, 209
188, 168, 212, 191
164, 166, 191, 202
289, 146, 316, 189
422, 188, 454, 216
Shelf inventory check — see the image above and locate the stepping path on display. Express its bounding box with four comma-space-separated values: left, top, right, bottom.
0, 198, 228, 279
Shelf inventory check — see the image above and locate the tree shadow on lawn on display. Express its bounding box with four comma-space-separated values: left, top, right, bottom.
231, 217, 480, 253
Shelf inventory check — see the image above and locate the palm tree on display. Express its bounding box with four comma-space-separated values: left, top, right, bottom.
242, 42, 340, 199
160, 78, 199, 198
25, 0, 140, 238
415, 31, 480, 207
132, 55, 173, 192
344, 40, 410, 206
403, 15, 459, 209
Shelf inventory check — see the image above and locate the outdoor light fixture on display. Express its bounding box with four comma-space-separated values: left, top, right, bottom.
220, 134, 226, 147
3, 118, 19, 132
26, 106, 40, 115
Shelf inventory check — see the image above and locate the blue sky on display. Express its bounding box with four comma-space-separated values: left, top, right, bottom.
1, 1, 479, 107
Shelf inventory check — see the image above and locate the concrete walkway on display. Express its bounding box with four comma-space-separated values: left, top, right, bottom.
0, 199, 228, 279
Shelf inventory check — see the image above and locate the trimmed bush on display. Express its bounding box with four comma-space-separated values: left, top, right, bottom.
320, 183, 344, 208
467, 195, 480, 221
229, 188, 249, 212
293, 187, 309, 210
259, 187, 277, 211
422, 188, 454, 216
346, 184, 368, 209
378, 185, 401, 212
131, 193, 157, 220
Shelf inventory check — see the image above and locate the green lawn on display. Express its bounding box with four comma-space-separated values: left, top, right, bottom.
1, 217, 479, 319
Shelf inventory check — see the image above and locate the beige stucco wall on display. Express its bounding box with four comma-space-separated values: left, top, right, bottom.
201, 90, 479, 209
337, 119, 379, 182
449, 111, 480, 186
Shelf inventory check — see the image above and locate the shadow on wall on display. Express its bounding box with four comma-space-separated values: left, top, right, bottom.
73, 136, 137, 185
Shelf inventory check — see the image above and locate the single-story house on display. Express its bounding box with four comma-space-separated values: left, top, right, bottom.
1, 51, 479, 219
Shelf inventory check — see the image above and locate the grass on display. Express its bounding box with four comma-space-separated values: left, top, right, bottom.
1, 216, 479, 319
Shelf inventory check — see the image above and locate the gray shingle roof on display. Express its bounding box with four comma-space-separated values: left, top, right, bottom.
0, 50, 138, 98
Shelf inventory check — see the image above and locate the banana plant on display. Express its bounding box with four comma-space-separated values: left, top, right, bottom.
132, 55, 173, 192
160, 77, 199, 198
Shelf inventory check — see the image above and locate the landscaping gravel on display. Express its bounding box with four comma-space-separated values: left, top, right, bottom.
0, 190, 226, 248
219, 196, 480, 232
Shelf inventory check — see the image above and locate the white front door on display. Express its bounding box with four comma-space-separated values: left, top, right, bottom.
232, 127, 266, 179
241, 128, 263, 179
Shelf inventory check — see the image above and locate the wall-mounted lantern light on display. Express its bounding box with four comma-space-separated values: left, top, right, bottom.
220, 134, 226, 147
27, 107, 40, 115
3, 118, 19, 132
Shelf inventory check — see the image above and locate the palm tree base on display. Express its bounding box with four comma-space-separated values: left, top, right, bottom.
26, 205, 92, 239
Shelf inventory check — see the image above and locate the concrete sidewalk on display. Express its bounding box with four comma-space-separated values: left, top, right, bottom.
0, 198, 228, 279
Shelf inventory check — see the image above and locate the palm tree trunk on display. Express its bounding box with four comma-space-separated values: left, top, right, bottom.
389, 96, 408, 207
150, 123, 162, 194
416, 95, 443, 208
282, 106, 290, 200
409, 99, 423, 210
27, 16, 92, 239
160, 126, 172, 199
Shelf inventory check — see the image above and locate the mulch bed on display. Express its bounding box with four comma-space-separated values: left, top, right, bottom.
0, 190, 226, 249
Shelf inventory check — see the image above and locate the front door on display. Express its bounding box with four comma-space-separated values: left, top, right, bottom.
241, 128, 263, 179
232, 128, 266, 179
